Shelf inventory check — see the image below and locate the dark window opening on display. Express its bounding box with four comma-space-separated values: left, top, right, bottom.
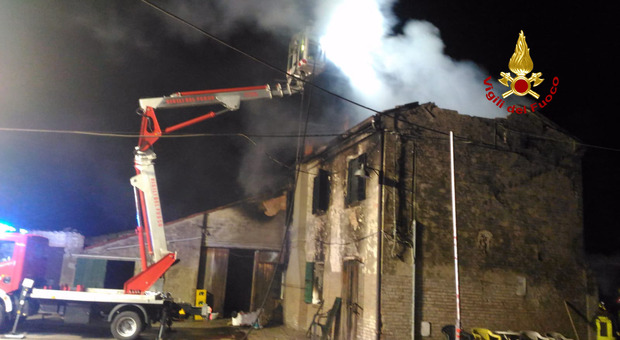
74, 258, 135, 289
312, 169, 330, 214
104, 260, 136, 289
0, 241, 15, 262
224, 248, 254, 317
346, 154, 367, 206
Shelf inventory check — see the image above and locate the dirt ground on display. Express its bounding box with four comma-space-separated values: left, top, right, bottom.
2, 316, 307, 340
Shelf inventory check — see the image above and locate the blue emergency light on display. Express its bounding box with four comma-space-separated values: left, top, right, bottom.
0, 222, 28, 234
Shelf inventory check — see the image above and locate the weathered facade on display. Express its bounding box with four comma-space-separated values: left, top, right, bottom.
283, 103, 591, 339
83, 195, 286, 320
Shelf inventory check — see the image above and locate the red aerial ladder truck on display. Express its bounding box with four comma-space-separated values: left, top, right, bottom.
0, 30, 324, 340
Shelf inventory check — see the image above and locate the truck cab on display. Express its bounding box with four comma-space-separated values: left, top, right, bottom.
0, 232, 48, 295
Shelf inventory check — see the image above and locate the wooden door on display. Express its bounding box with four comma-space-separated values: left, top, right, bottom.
250, 251, 281, 324
341, 259, 360, 340
204, 248, 229, 314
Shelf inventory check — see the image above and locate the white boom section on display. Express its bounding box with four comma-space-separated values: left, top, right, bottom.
131, 148, 170, 264
30, 288, 166, 304
138, 83, 294, 112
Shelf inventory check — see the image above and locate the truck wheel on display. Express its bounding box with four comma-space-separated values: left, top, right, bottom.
110, 311, 142, 340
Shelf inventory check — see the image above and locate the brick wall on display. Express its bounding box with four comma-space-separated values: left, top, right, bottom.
383, 103, 588, 340
286, 102, 588, 340
382, 273, 414, 338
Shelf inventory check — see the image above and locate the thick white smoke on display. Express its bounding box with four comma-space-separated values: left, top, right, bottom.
157, 0, 516, 118
318, 0, 507, 118
71, 1, 513, 119
64, 0, 518, 199
146, 0, 517, 198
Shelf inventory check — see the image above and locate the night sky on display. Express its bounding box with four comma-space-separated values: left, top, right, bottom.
0, 1, 618, 275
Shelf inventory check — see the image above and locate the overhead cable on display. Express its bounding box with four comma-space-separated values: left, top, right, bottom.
140, 0, 381, 115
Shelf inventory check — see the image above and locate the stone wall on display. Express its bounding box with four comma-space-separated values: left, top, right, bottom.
380, 103, 588, 339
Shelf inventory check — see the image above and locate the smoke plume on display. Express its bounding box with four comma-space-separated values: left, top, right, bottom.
73, 0, 522, 198
144, 0, 520, 197
162, 0, 521, 119
317, 0, 514, 118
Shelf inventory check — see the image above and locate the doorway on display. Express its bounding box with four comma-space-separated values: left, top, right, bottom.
223, 248, 255, 317
341, 259, 361, 340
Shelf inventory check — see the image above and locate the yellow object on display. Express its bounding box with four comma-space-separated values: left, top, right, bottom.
472, 328, 502, 340
194, 289, 207, 321
596, 316, 616, 340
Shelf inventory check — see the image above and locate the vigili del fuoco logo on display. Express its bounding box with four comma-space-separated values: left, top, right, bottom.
484, 30, 559, 114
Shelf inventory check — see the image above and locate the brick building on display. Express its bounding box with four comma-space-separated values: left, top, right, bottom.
283, 102, 592, 339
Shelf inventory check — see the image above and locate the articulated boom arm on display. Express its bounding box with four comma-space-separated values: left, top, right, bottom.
136, 83, 296, 151
127, 82, 297, 294
126, 148, 177, 294
139, 83, 295, 111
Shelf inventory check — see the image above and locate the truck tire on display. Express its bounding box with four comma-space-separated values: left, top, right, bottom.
110, 311, 142, 340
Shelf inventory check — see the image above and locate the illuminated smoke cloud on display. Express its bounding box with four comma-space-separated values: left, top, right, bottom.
158, 0, 519, 118
317, 0, 511, 118
71, 1, 516, 120
65, 0, 522, 200
156, 0, 517, 118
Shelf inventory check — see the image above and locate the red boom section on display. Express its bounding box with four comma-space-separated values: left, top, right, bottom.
124, 253, 177, 294
137, 107, 162, 152
129, 83, 290, 294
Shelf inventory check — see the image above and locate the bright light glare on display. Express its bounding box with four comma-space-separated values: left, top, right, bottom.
0, 221, 27, 234
320, 0, 386, 94
0, 222, 16, 233
319, 0, 506, 118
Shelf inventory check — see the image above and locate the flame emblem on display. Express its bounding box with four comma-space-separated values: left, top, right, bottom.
498, 31, 543, 98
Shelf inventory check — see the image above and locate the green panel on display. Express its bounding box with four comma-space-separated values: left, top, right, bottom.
304, 262, 314, 304
74, 258, 107, 289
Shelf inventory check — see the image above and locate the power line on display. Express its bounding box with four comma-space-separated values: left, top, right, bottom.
0, 126, 341, 176
137, 1, 620, 155
0, 127, 136, 138
0, 127, 343, 139
3, 2, 620, 155
243, 40, 322, 340
3, 122, 620, 153
140, 0, 381, 115
380, 111, 620, 153
4, 3, 615, 154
